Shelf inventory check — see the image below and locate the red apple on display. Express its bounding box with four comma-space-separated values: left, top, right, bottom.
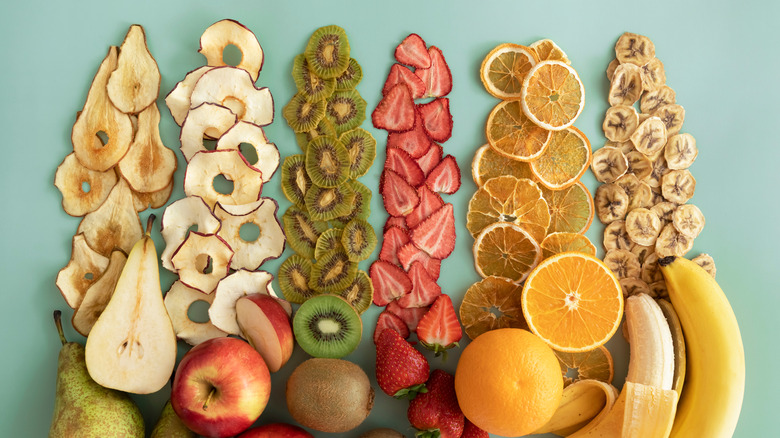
236, 293, 294, 372
236, 422, 314, 437
171, 337, 271, 438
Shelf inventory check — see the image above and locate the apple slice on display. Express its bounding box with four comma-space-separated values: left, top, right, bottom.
165, 66, 214, 126
214, 198, 285, 270
72, 46, 133, 172
161, 195, 221, 272
72, 249, 127, 335
164, 280, 228, 346
131, 178, 173, 212
76, 178, 143, 256
107, 24, 161, 114
180, 103, 237, 162
209, 269, 276, 335
216, 121, 280, 183
190, 66, 274, 127
171, 232, 233, 294
216, 198, 264, 217
199, 19, 264, 82
54, 153, 118, 217
183, 149, 264, 210
55, 233, 110, 309
117, 102, 177, 193
236, 293, 294, 372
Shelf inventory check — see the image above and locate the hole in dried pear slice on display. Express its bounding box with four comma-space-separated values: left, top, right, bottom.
183, 149, 264, 210
72, 249, 127, 336
117, 103, 177, 193
165, 66, 214, 126
180, 103, 238, 162
131, 178, 174, 212
55, 153, 118, 217
215, 121, 280, 182
208, 269, 277, 335
56, 234, 110, 309
190, 66, 273, 126
160, 196, 221, 272
170, 232, 233, 294
164, 280, 227, 346
214, 198, 285, 270
106, 24, 161, 114
198, 19, 264, 82
76, 178, 143, 257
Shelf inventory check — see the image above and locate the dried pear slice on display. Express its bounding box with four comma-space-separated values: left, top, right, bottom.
132, 179, 173, 212
640, 85, 676, 114
603, 220, 634, 251
650, 201, 678, 229
603, 248, 641, 279
215, 121, 280, 182
170, 232, 234, 294
117, 103, 177, 193
160, 196, 221, 272
672, 204, 705, 238
190, 66, 274, 126
283, 205, 328, 259
646, 155, 670, 188
199, 19, 264, 82
72, 46, 133, 172
655, 223, 694, 257
72, 250, 127, 336
278, 255, 318, 304
691, 253, 716, 278
654, 104, 686, 136
664, 133, 698, 170
603, 105, 638, 142
209, 270, 276, 335
625, 207, 662, 246
106, 25, 161, 114
608, 63, 643, 106
661, 169, 696, 204
591, 146, 628, 183
640, 57, 666, 92
165, 66, 214, 126
615, 32, 655, 66
280, 154, 310, 208
56, 234, 110, 309
619, 277, 651, 299
625, 150, 653, 180
214, 198, 285, 270
309, 249, 358, 293
54, 153, 118, 217
293, 53, 336, 102
340, 127, 376, 179
164, 280, 227, 346
180, 103, 238, 162
630, 116, 667, 157
183, 149, 264, 210
595, 183, 629, 224
76, 178, 143, 256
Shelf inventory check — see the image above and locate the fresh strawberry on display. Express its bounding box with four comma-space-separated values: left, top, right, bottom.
394, 33, 432, 69
406, 185, 445, 230
381, 168, 420, 217
398, 261, 442, 308
384, 216, 409, 233
397, 243, 442, 280
418, 98, 453, 143
410, 203, 456, 259
425, 155, 461, 195
387, 300, 430, 333
415, 142, 443, 177
386, 147, 425, 188
383, 64, 426, 99
374, 310, 410, 344
415, 46, 453, 98
387, 112, 433, 159
375, 328, 430, 398
379, 225, 410, 266
407, 369, 464, 438
461, 418, 489, 438
372, 83, 416, 132
370, 260, 412, 306
416, 294, 463, 358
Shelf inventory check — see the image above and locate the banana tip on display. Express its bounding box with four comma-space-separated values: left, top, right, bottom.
658, 256, 676, 267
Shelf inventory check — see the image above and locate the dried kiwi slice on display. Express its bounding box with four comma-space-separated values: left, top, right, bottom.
314, 227, 344, 261
325, 89, 367, 135
338, 270, 373, 314
341, 218, 377, 262
305, 136, 350, 188
282, 205, 328, 259
309, 249, 358, 293
304, 25, 351, 79
332, 180, 371, 227
305, 183, 356, 222
278, 255, 318, 304
335, 58, 363, 90
295, 117, 337, 152
280, 154, 311, 208
340, 128, 376, 179
293, 54, 336, 103
292, 294, 362, 358
283, 92, 325, 133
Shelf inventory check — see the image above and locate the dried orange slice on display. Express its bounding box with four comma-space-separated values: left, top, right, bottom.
473, 222, 542, 284
529, 39, 570, 64
540, 232, 596, 259
480, 43, 538, 100
471, 144, 535, 187
540, 181, 594, 234
530, 126, 591, 190
466, 175, 550, 243
521, 60, 584, 131
522, 252, 623, 352
554, 346, 614, 386
486, 100, 551, 161
459, 276, 527, 340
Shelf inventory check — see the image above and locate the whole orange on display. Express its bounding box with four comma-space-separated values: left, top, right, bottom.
454, 328, 563, 436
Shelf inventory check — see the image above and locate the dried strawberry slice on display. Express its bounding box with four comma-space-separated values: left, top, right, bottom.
387, 299, 430, 333
387, 112, 433, 159
398, 261, 442, 308
425, 155, 461, 195
370, 260, 412, 306
383, 64, 426, 100
395, 33, 432, 69
372, 83, 416, 132
416, 294, 463, 357
385, 147, 425, 188
374, 310, 411, 344
397, 242, 442, 280
415, 46, 452, 98
379, 225, 410, 267
418, 98, 453, 143
406, 185, 445, 230
384, 216, 409, 233
381, 168, 420, 217
415, 142, 443, 177
410, 203, 456, 259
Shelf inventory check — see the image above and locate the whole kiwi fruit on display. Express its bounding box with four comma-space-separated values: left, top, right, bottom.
286, 358, 373, 433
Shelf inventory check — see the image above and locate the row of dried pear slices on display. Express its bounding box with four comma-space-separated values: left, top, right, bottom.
158, 19, 288, 347
54, 25, 178, 336
595, 32, 715, 300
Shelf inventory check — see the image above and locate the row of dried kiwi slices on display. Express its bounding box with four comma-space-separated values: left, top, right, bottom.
278, 25, 378, 359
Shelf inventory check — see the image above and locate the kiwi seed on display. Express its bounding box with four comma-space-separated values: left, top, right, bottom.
292, 294, 362, 358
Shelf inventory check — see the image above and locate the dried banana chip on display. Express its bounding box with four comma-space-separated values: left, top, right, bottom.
649, 280, 668, 299
615, 173, 641, 201
620, 277, 652, 299
631, 243, 655, 265
591, 146, 628, 183
691, 253, 716, 278
672, 204, 705, 238
625, 207, 662, 246
641, 253, 663, 284
603, 220, 634, 251
625, 150, 652, 180
603, 248, 641, 279
650, 201, 677, 228
664, 133, 698, 170
628, 181, 654, 210
630, 116, 667, 157
606, 58, 619, 81
603, 105, 639, 142
645, 156, 670, 188
649, 185, 665, 204
595, 183, 629, 224
640, 85, 676, 114
607, 140, 636, 155
655, 223, 694, 257
661, 169, 696, 204
637, 113, 651, 124
615, 32, 655, 66
654, 104, 685, 135
609, 63, 643, 106
640, 57, 666, 92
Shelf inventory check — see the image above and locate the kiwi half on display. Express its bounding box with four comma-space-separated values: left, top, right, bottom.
293, 54, 336, 103
293, 294, 362, 358
333, 180, 371, 227
304, 25, 351, 80
340, 128, 376, 179
283, 205, 328, 259
338, 270, 373, 314
283, 92, 325, 133
309, 249, 358, 293
305, 136, 350, 188
314, 227, 344, 261
281, 154, 311, 208
325, 89, 366, 135
341, 218, 377, 262
335, 58, 363, 91
278, 255, 318, 304
305, 183, 355, 222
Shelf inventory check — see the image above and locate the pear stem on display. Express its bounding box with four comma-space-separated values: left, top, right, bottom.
146, 214, 156, 235
53, 310, 67, 346
202, 387, 216, 411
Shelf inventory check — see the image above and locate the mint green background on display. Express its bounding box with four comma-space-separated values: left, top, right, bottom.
1, 0, 776, 436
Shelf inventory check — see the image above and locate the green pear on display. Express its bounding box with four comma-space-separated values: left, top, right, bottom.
49, 310, 144, 437
150, 399, 197, 438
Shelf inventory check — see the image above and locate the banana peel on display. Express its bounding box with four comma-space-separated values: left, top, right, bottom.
534, 379, 619, 436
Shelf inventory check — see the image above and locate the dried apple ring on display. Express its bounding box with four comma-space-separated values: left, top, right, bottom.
190, 66, 274, 127
164, 280, 227, 346
165, 66, 214, 126
55, 234, 110, 309
160, 196, 221, 272
209, 269, 277, 335
608, 63, 643, 106
180, 103, 238, 162
199, 19, 264, 82
630, 116, 667, 157
603, 105, 638, 142
216, 121, 280, 183
54, 153, 118, 217
214, 198, 286, 270
171, 232, 234, 294
184, 149, 264, 209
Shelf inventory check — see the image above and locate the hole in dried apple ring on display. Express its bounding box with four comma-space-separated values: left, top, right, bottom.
239, 222, 260, 242
212, 174, 234, 195
222, 96, 247, 119
239, 142, 258, 165
222, 44, 243, 67
196, 254, 214, 274
203, 139, 217, 151
187, 299, 211, 323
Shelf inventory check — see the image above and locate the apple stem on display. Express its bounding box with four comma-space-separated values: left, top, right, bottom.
146, 214, 156, 235
53, 310, 67, 346
202, 387, 216, 411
